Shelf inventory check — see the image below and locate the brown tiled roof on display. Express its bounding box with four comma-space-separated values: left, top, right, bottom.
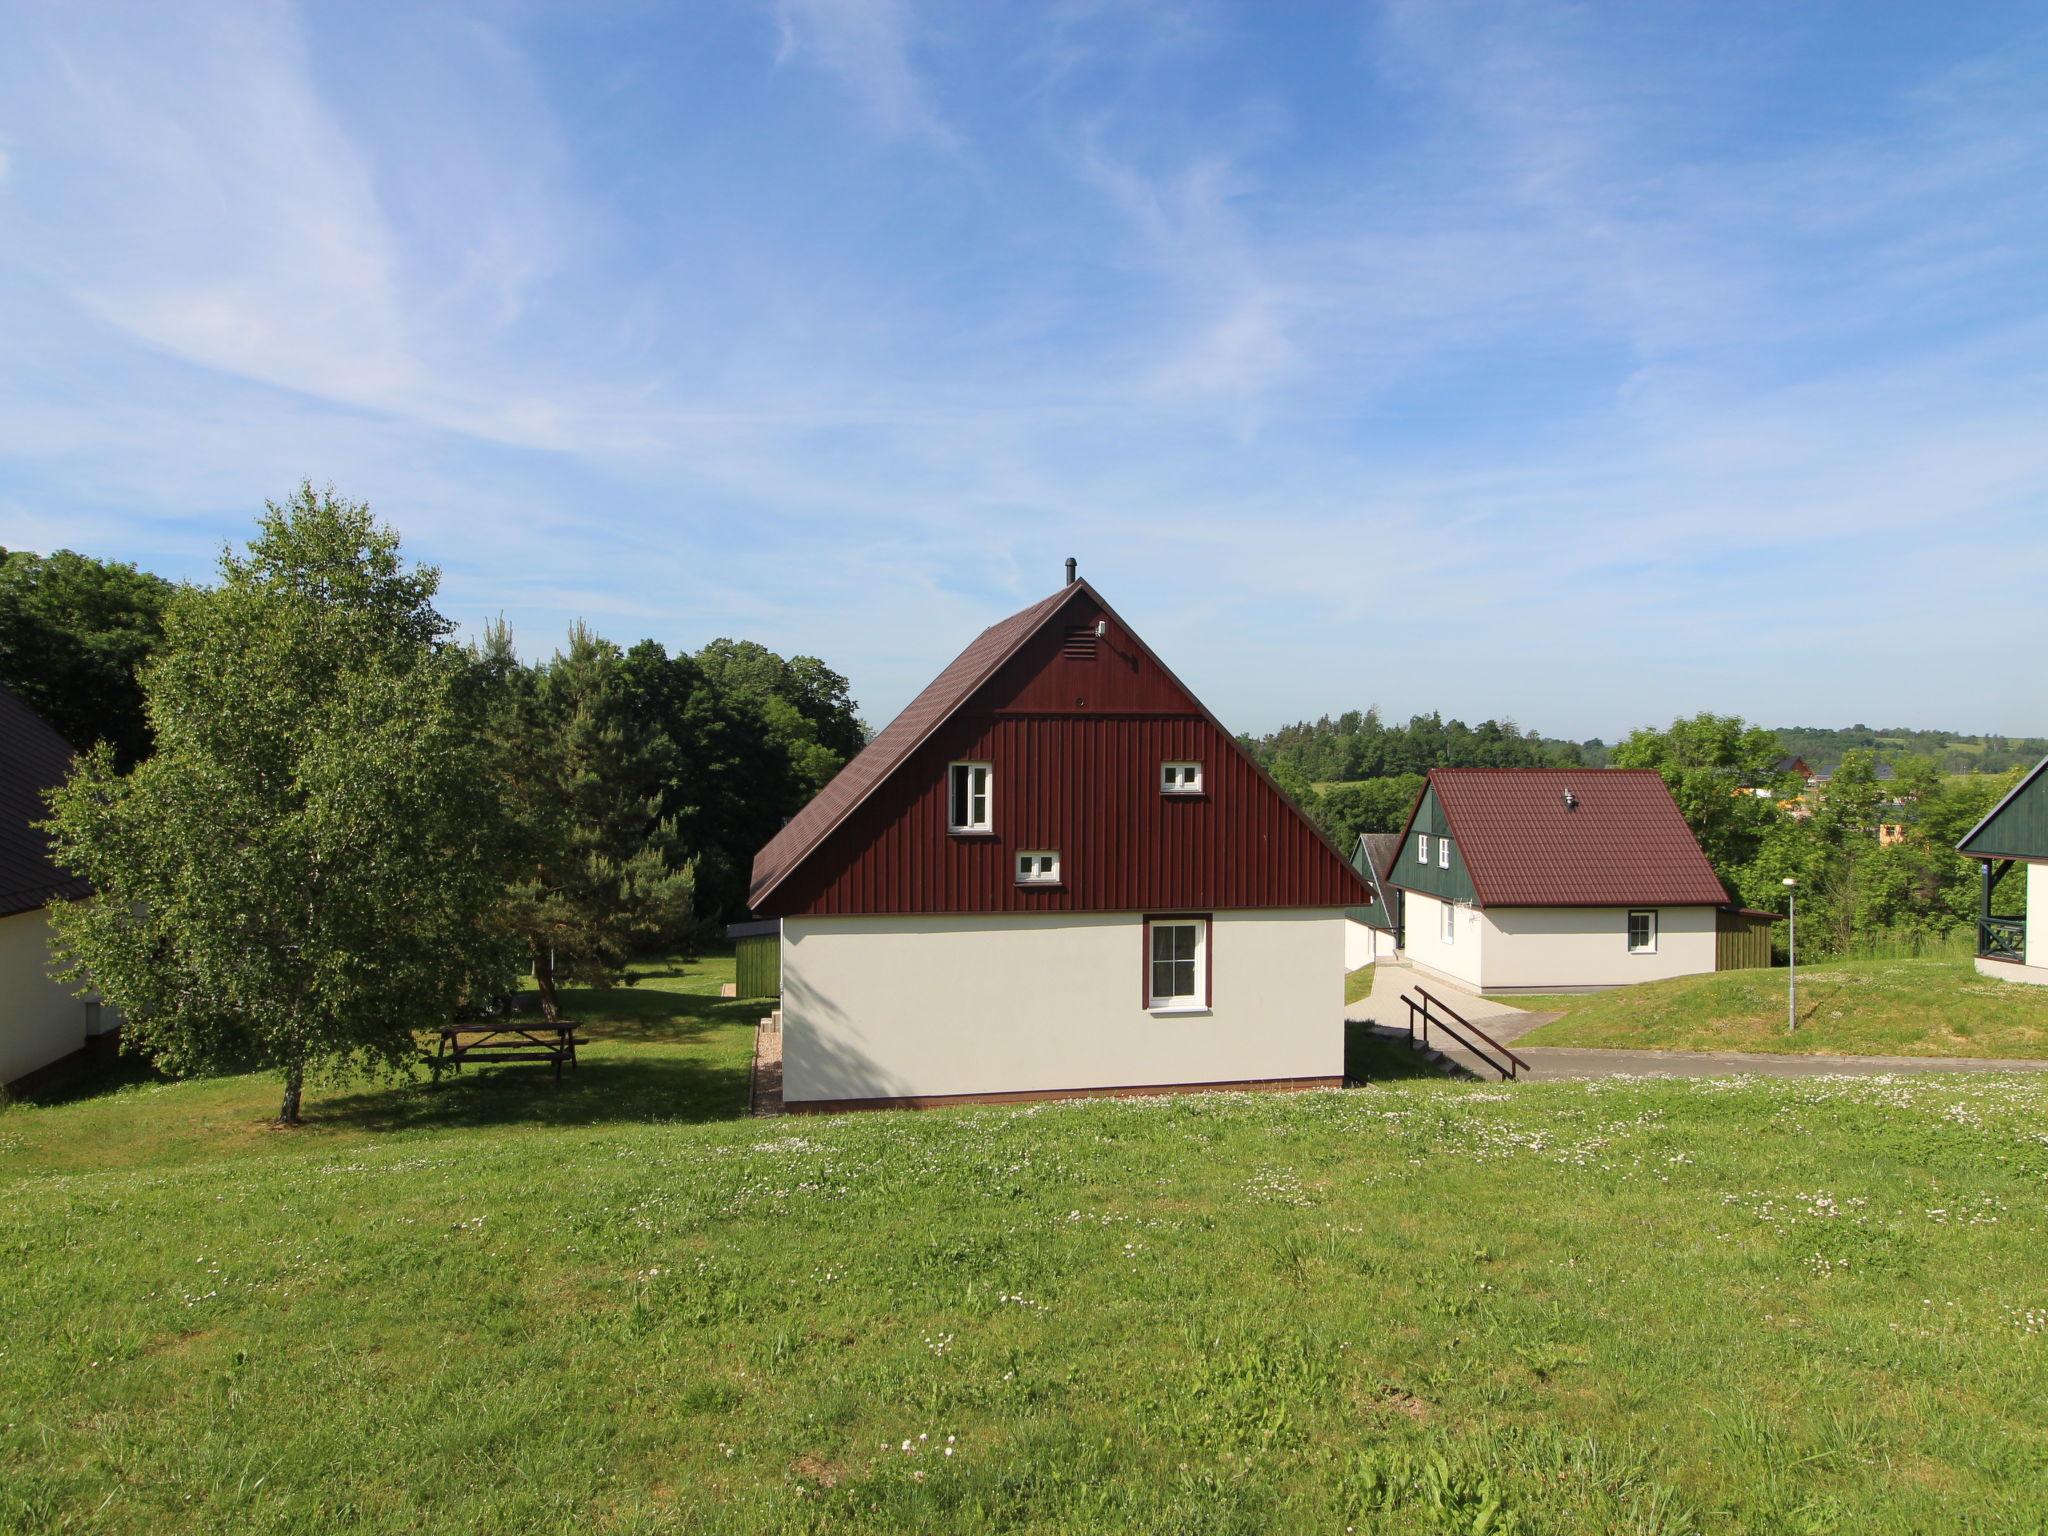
748, 584, 1081, 910
1420, 767, 1729, 908
0, 683, 91, 918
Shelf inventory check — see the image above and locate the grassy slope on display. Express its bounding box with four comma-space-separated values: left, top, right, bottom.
1344, 964, 1375, 1007
5, 965, 2048, 1532
1514, 958, 2048, 1059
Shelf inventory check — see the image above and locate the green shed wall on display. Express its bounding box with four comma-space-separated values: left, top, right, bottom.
1714, 909, 1776, 971
735, 933, 781, 999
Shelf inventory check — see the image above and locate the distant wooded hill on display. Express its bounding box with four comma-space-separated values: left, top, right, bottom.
1767, 726, 2048, 776
1242, 709, 2045, 789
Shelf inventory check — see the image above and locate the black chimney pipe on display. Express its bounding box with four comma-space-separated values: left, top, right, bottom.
1065, 556, 1077, 586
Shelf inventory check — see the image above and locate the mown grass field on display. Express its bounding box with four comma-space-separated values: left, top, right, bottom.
1514, 958, 2048, 1060
5, 957, 2048, 1533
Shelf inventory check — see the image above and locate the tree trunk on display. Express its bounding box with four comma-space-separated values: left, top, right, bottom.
277, 1058, 305, 1127
532, 941, 561, 1023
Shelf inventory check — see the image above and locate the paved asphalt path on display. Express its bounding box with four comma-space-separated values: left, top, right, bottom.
1513, 1046, 2048, 1079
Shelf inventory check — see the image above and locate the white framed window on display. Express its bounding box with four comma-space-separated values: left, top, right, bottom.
1441, 901, 1456, 945
1146, 917, 1209, 1011
1627, 910, 1658, 954
1161, 761, 1203, 795
948, 761, 992, 833
1015, 850, 1060, 885
1438, 837, 1451, 869
1417, 834, 1429, 864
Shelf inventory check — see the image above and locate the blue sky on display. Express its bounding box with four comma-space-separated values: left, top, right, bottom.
2, 2, 2044, 742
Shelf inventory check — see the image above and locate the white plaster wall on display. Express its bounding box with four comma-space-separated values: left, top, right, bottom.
1344, 917, 1379, 972
0, 907, 95, 1084
781, 909, 1345, 1102
1400, 891, 1484, 991
2029, 865, 2046, 969
1479, 905, 1717, 990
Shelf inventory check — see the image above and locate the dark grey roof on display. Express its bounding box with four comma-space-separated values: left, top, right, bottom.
0, 683, 90, 917
1356, 831, 1404, 886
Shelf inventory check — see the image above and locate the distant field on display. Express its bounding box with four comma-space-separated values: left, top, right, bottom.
1514, 958, 2048, 1059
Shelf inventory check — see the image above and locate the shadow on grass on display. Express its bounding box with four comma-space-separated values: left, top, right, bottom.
1343, 1019, 1449, 1085
4, 1050, 171, 1109
309, 1050, 753, 1132
564, 982, 768, 1044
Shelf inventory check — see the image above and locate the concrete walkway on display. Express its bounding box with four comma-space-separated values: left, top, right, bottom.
1347, 961, 2048, 1081
1348, 962, 1561, 1077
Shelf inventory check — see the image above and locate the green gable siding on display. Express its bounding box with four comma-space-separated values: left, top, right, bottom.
1347, 842, 1389, 929
1391, 787, 1478, 904
1960, 759, 2048, 861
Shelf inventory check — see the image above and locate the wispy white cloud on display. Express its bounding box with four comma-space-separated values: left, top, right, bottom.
0, 2, 2043, 737
769, 0, 960, 147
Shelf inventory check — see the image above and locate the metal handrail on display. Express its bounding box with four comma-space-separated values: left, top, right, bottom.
1404, 986, 1529, 1081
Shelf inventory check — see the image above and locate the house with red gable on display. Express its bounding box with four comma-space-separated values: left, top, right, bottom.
1390, 767, 1776, 993
747, 565, 1370, 1111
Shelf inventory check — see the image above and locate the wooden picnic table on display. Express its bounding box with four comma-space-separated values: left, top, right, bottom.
434, 1021, 587, 1083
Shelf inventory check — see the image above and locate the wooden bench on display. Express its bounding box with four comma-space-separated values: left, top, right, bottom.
434, 1023, 588, 1083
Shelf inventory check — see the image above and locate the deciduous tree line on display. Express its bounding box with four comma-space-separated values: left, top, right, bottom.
31, 487, 861, 1122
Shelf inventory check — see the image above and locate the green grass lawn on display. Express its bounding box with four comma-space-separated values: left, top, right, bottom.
6, 960, 2048, 1532
1513, 958, 2048, 1060
1344, 964, 1376, 1007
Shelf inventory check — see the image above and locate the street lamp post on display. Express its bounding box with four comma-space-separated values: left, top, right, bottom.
1783, 877, 1798, 1034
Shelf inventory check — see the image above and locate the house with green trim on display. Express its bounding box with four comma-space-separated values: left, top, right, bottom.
1958, 756, 2048, 985
1388, 767, 1775, 993
1344, 832, 1403, 970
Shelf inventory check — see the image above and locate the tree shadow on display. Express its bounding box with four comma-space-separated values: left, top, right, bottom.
563, 982, 766, 1045
308, 1050, 754, 1133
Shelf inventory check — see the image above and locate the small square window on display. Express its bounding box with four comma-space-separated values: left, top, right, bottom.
948, 762, 992, 833
1161, 762, 1203, 795
1439, 837, 1451, 869
1627, 910, 1658, 954
1016, 850, 1060, 885
1147, 918, 1208, 1009
1417, 834, 1429, 864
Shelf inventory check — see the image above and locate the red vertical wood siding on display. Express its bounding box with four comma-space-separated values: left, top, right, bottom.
762, 609, 1368, 916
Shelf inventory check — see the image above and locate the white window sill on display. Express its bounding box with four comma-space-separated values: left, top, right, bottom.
1148, 1005, 1212, 1016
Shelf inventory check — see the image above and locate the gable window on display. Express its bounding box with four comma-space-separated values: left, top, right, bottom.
1441, 901, 1456, 945
1161, 762, 1203, 795
1016, 850, 1060, 885
948, 762, 992, 833
1627, 910, 1658, 954
1145, 916, 1209, 1011
1417, 834, 1429, 864
1438, 837, 1451, 869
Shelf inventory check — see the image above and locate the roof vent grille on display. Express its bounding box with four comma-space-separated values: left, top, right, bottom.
1063, 626, 1098, 660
